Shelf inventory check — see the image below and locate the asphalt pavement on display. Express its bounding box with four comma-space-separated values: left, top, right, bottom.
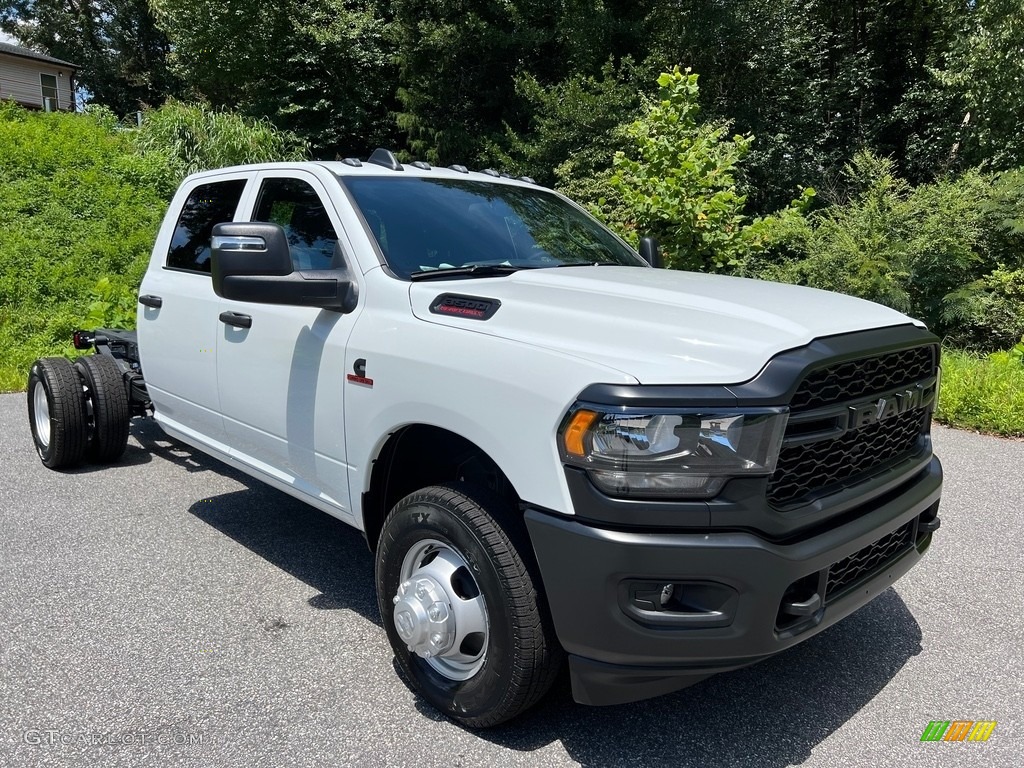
0, 392, 1020, 767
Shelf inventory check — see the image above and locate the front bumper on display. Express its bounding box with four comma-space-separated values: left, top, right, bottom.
525, 457, 942, 706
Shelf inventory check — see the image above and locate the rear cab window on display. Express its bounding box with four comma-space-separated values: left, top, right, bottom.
166, 180, 248, 273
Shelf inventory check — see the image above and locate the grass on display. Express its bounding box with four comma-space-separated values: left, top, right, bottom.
935, 346, 1024, 437
0, 339, 77, 392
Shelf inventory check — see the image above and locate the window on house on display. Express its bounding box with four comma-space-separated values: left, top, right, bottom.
40, 74, 58, 110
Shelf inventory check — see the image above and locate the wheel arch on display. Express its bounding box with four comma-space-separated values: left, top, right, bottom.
360, 424, 521, 552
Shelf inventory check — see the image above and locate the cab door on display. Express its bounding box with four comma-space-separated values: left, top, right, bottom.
138, 173, 253, 450
214, 170, 358, 517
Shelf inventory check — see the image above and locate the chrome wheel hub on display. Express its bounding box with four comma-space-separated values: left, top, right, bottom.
33, 381, 50, 449
393, 539, 489, 681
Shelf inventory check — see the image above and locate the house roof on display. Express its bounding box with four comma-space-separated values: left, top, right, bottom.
0, 41, 77, 69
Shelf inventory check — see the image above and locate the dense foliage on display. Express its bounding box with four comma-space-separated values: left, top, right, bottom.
6, 1, 1021, 196
1, 0, 177, 115
132, 100, 307, 180
3, 1, 1024, 431
743, 153, 1024, 351
0, 103, 304, 390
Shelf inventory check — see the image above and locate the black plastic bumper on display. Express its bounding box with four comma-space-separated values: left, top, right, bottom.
525, 456, 942, 706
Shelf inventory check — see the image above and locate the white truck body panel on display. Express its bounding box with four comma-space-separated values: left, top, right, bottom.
344, 267, 638, 520
410, 266, 920, 385
136, 160, 929, 526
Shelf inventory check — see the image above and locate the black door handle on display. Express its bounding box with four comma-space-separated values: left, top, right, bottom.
138, 294, 163, 309
219, 311, 252, 329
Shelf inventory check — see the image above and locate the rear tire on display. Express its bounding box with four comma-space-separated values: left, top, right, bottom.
75, 354, 130, 463
376, 483, 563, 727
27, 357, 87, 469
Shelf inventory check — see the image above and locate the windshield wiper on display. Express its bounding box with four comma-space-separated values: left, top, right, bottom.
409, 264, 534, 281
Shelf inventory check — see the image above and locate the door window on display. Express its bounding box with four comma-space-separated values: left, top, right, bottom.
166, 180, 248, 273
253, 178, 339, 270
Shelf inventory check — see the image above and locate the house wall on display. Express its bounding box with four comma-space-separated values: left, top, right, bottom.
0, 53, 74, 110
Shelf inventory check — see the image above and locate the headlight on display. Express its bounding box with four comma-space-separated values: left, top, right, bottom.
558, 406, 789, 499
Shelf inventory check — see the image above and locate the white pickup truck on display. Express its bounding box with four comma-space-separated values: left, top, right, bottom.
27, 149, 943, 727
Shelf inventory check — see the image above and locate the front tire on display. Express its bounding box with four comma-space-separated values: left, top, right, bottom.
376, 483, 562, 727
27, 357, 87, 469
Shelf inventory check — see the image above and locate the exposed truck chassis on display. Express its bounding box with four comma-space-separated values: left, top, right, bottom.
73, 328, 151, 414
26, 328, 151, 470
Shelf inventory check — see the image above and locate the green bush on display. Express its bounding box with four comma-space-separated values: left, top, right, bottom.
979, 168, 1024, 270
0, 101, 307, 391
749, 155, 1024, 349
0, 103, 169, 390
942, 267, 1024, 350
937, 345, 1024, 436
754, 153, 991, 328
599, 68, 757, 271
489, 59, 645, 203
133, 100, 308, 179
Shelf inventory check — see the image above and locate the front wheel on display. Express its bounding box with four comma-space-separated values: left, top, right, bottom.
376, 484, 562, 727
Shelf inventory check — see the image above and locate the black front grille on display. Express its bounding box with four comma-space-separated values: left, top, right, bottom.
825, 522, 914, 600
767, 342, 938, 508
790, 345, 936, 413
767, 409, 928, 506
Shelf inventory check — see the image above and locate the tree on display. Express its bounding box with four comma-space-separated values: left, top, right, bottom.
639, 1, 965, 209
150, 0, 398, 158
491, 58, 646, 199
602, 68, 756, 272
0, 0, 179, 115
390, 0, 535, 164
390, 0, 654, 165
933, 0, 1024, 170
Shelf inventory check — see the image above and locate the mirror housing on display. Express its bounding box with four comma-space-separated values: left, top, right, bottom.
639, 236, 662, 268
211, 222, 357, 313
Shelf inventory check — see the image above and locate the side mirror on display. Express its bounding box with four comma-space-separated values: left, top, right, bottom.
211, 222, 357, 313
639, 236, 662, 268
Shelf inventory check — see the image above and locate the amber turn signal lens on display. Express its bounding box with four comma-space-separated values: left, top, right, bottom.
563, 409, 599, 457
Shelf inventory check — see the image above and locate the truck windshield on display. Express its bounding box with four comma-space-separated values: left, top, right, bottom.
341, 177, 646, 279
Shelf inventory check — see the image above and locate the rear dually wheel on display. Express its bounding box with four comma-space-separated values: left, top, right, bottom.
74, 354, 130, 463
27, 357, 87, 469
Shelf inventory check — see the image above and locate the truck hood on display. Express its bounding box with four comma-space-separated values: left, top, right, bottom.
408, 266, 921, 385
